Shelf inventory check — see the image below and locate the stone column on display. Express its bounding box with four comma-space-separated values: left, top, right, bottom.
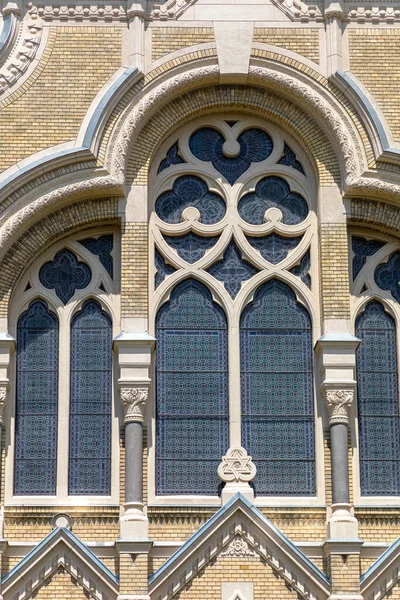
114, 333, 154, 600
126, 0, 145, 72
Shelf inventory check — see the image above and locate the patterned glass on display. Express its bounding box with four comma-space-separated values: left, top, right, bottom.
246, 233, 302, 264
155, 249, 176, 288
156, 279, 229, 495
238, 176, 309, 226
79, 235, 114, 279
352, 236, 385, 280
189, 127, 273, 185
39, 249, 91, 304
15, 300, 59, 495
356, 301, 400, 495
69, 300, 112, 495
207, 241, 259, 298
374, 251, 400, 302
157, 142, 184, 174
163, 232, 219, 264
240, 280, 315, 495
290, 250, 311, 289
155, 175, 226, 224
278, 144, 305, 175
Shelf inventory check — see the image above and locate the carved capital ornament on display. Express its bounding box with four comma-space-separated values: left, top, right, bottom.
120, 386, 148, 423
325, 388, 354, 425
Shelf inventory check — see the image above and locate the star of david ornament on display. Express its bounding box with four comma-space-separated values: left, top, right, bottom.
217, 445, 256, 483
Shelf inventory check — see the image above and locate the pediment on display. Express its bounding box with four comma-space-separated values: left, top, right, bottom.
1, 527, 118, 600
149, 494, 330, 600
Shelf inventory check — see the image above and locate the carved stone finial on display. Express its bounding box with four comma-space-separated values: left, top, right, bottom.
324, 8, 346, 20
127, 8, 146, 19
0, 386, 8, 424
325, 388, 354, 425
218, 445, 256, 484
120, 387, 148, 423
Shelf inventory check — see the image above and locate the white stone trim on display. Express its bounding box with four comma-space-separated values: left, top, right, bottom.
5, 228, 121, 506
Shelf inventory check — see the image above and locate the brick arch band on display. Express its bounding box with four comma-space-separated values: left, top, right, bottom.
127, 84, 340, 187
0, 197, 118, 318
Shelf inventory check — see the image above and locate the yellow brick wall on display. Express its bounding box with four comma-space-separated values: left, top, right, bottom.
253, 28, 319, 63
319, 223, 351, 320
349, 29, 400, 142
151, 27, 215, 61
328, 554, 360, 595
121, 222, 148, 318
0, 27, 121, 172
173, 554, 303, 599
27, 567, 90, 599
119, 553, 148, 595
356, 509, 400, 543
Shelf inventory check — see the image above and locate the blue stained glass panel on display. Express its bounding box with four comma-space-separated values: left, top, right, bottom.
69, 300, 112, 495
246, 233, 302, 264
290, 250, 311, 288
163, 232, 219, 264
278, 144, 305, 175
157, 142, 184, 174
79, 235, 114, 279
207, 241, 259, 298
240, 279, 315, 496
189, 127, 273, 185
39, 249, 91, 304
238, 176, 309, 226
352, 236, 385, 280
15, 300, 59, 495
356, 300, 400, 495
155, 249, 176, 289
155, 175, 226, 225
156, 279, 229, 495
374, 251, 400, 302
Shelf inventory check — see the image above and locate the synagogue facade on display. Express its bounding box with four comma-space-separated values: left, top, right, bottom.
0, 0, 399, 598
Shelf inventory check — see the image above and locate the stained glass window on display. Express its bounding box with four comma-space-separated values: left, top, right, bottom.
157, 142, 184, 174
238, 176, 308, 226
207, 241, 259, 298
39, 249, 91, 304
374, 251, 400, 302
15, 300, 59, 495
352, 236, 385, 280
156, 279, 229, 495
356, 301, 400, 495
240, 280, 315, 495
189, 127, 273, 185
155, 249, 176, 289
278, 144, 305, 175
79, 235, 114, 279
246, 233, 302, 264
163, 232, 219, 264
69, 300, 112, 495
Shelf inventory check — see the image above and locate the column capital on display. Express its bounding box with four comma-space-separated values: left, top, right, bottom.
324, 388, 354, 425
120, 386, 149, 424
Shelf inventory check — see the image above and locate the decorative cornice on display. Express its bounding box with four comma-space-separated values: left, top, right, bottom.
324, 9, 346, 20
218, 446, 256, 484
325, 389, 354, 425
0, 17, 42, 96
127, 8, 146, 19
27, 1, 126, 21
120, 386, 148, 423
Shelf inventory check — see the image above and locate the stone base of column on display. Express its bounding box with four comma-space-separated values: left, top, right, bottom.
117, 596, 150, 600
221, 482, 254, 505
328, 596, 363, 600
327, 504, 359, 540
120, 502, 148, 539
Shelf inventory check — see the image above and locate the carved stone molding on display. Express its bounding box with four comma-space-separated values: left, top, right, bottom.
0, 175, 122, 255
325, 389, 354, 425
120, 386, 148, 423
27, 1, 126, 21
0, 18, 42, 96
127, 8, 146, 19
220, 536, 256, 558
109, 62, 365, 186
0, 386, 7, 424
324, 8, 346, 20
218, 446, 256, 484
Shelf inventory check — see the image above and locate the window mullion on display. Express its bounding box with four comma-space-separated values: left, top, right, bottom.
229, 321, 241, 447
56, 317, 70, 501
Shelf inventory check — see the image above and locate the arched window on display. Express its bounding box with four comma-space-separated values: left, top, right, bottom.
356, 301, 400, 495
240, 280, 315, 496
69, 300, 112, 495
15, 300, 59, 495
155, 279, 229, 495
151, 117, 318, 500
11, 233, 117, 502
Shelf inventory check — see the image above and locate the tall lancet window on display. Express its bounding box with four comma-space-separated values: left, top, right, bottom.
11, 233, 118, 502
151, 118, 318, 499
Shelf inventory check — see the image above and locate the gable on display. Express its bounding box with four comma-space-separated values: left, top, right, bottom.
149, 495, 329, 600
23, 567, 91, 600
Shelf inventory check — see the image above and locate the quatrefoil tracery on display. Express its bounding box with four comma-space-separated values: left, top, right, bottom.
152, 119, 315, 304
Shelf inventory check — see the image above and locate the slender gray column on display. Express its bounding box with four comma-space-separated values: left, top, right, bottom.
125, 420, 143, 504
325, 388, 354, 506
330, 422, 349, 505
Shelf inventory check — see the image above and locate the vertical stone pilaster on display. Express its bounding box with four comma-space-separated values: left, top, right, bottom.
126, 0, 146, 72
